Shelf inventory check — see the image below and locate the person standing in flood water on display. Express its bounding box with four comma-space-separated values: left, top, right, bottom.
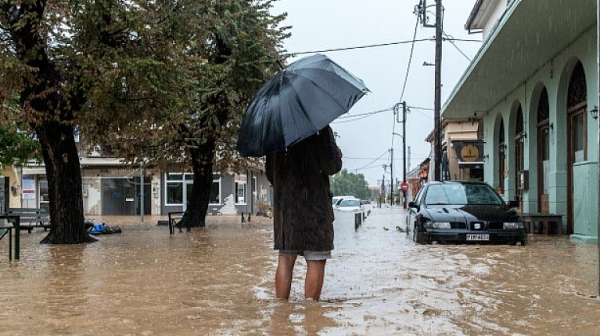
265, 125, 342, 301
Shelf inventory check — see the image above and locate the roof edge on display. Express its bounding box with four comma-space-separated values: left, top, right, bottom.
442, 0, 522, 117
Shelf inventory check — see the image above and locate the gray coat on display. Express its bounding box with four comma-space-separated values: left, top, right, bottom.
266, 126, 342, 251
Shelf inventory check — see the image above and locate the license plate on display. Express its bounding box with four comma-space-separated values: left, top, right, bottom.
466, 234, 490, 241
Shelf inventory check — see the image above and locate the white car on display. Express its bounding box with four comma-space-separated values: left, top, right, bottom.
336, 198, 362, 212
332, 196, 357, 210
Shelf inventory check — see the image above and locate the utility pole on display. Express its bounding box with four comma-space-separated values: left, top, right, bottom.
417, 0, 443, 181
408, 146, 412, 172
390, 148, 394, 205
402, 101, 408, 208
433, 0, 443, 181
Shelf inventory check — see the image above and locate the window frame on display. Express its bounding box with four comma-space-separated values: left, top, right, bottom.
234, 174, 247, 205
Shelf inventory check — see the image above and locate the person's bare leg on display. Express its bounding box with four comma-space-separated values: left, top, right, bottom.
305, 260, 326, 300
275, 255, 297, 300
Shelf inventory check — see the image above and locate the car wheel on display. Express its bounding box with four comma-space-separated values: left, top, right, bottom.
412, 223, 426, 244
411, 222, 418, 242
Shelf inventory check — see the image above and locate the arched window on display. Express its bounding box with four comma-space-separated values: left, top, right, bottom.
514, 105, 525, 208
537, 88, 550, 213
567, 62, 587, 163
568, 63, 587, 108
537, 88, 549, 124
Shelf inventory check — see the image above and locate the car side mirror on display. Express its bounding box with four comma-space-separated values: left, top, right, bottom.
507, 200, 519, 208
408, 201, 418, 209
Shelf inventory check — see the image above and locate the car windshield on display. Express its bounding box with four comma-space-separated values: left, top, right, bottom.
339, 199, 360, 207
424, 184, 504, 206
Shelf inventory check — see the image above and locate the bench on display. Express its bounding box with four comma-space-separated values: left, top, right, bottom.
168, 212, 187, 235
0, 214, 21, 260
7, 208, 51, 233
518, 213, 563, 234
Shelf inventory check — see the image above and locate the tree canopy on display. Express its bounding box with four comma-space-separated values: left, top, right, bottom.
330, 169, 371, 200
0, 0, 289, 241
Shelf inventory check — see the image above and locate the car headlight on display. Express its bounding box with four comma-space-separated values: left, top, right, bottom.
503, 222, 524, 229
424, 221, 451, 229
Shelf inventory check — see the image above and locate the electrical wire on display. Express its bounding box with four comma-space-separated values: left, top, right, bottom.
443, 31, 472, 62
283, 37, 481, 56
392, 14, 420, 152
408, 105, 434, 111
398, 16, 420, 104
284, 38, 434, 56
332, 107, 394, 124
354, 149, 389, 171
337, 107, 394, 119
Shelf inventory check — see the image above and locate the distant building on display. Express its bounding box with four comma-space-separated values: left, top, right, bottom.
2, 142, 273, 218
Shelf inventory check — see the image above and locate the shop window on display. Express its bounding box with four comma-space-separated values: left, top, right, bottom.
165, 173, 184, 205
210, 174, 221, 205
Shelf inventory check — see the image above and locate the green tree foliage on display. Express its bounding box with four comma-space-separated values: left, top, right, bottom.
330, 169, 371, 200
0, 126, 41, 167
0, 0, 207, 243
85, 0, 289, 227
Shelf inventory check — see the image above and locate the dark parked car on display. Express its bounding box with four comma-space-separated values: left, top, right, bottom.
406, 181, 527, 245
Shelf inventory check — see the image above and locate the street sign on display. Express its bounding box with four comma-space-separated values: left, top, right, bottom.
401, 182, 409, 191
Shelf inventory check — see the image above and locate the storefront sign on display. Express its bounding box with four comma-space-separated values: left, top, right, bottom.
453, 141, 484, 165
22, 175, 35, 200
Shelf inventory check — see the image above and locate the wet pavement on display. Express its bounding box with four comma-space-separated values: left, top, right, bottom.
0, 208, 599, 335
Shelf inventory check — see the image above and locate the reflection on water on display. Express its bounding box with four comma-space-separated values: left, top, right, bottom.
0, 211, 598, 335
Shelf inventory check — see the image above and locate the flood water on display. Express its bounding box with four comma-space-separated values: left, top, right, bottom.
0, 208, 598, 336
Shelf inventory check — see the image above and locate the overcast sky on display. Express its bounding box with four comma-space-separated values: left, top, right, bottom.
270, 0, 483, 186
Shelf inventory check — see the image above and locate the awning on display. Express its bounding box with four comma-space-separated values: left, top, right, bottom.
442, 0, 596, 119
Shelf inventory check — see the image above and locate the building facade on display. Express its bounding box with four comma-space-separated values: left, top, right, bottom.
2, 154, 273, 219
443, 0, 598, 242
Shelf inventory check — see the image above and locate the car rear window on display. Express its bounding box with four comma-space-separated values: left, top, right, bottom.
340, 199, 360, 207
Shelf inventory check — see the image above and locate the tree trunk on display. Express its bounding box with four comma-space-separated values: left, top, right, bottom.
37, 121, 95, 244
183, 138, 217, 227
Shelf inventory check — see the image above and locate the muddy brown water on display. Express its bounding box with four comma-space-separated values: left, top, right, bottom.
0, 209, 598, 335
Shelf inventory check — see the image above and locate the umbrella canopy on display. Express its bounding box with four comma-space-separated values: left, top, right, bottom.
237, 54, 369, 157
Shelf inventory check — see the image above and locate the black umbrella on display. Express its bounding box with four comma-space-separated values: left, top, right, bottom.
237, 54, 369, 157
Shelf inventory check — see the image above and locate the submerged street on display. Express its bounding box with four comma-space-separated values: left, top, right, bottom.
0, 208, 599, 336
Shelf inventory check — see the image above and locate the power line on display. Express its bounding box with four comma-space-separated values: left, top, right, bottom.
355, 150, 389, 171
285, 38, 434, 56
283, 37, 481, 56
398, 16, 421, 104
408, 105, 434, 111
337, 107, 394, 119
332, 107, 394, 124
443, 31, 472, 62
392, 15, 420, 155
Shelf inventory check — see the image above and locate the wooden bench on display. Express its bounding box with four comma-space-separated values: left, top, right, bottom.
168, 212, 187, 235
7, 208, 51, 233
518, 213, 563, 234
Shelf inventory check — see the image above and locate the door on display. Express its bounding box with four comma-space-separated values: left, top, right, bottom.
567, 105, 587, 234
537, 124, 550, 213
38, 177, 50, 214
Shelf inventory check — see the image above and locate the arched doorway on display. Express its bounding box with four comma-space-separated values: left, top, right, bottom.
497, 118, 506, 195
514, 105, 525, 211
566, 62, 587, 234
537, 88, 550, 213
